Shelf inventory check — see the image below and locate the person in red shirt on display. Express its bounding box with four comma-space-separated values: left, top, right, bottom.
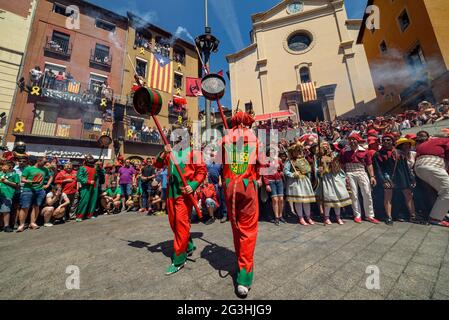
414, 130, 449, 227
54, 162, 77, 221
263, 153, 284, 225
220, 111, 263, 297
340, 133, 380, 224
196, 180, 219, 225
367, 137, 380, 162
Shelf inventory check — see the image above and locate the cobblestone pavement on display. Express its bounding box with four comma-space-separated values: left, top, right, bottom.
0, 212, 448, 300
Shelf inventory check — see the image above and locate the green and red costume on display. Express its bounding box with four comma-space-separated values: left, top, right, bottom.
75, 164, 105, 219
154, 147, 207, 268
221, 112, 262, 288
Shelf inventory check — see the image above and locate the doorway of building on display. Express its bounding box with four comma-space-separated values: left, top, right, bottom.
298, 101, 324, 121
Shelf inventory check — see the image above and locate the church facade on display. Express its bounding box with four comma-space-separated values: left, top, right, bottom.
226, 0, 377, 121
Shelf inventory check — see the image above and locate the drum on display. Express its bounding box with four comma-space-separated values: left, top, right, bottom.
133, 87, 163, 116
201, 73, 226, 101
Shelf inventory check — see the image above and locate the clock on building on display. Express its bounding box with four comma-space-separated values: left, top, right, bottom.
287, 1, 304, 14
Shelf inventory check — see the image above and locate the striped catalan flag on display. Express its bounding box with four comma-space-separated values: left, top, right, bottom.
148, 52, 173, 93
299, 81, 317, 103
67, 81, 81, 94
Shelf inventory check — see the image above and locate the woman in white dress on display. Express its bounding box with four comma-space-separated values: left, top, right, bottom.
284, 142, 316, 225
316, 142, 352, 225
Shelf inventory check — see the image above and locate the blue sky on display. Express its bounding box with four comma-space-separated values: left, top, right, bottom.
89, 0, 368, 110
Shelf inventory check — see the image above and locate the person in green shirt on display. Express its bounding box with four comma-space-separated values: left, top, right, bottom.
42, 160, 55, 192
0, 160, 20, 233
126, 184, 141, 212
101, 180, 121, 214
18, 156, 49, 232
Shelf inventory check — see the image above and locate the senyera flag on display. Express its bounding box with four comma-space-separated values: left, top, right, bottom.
148, 52, 173, 93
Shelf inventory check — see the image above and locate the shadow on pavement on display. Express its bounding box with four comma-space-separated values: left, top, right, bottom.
121, 232, 205, 259
199, 241, 241, 298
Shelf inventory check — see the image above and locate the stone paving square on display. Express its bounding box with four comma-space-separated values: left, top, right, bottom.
0, 212, 448, 300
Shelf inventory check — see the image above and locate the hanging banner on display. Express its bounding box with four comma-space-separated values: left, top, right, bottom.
186, 77, 203, 97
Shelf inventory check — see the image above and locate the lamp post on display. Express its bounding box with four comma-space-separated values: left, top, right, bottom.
195, 0, 220, 140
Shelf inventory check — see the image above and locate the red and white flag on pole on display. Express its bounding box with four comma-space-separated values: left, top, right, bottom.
299, 82, 317, 103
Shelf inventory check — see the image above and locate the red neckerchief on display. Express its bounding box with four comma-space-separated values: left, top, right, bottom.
378, 147, 400, 162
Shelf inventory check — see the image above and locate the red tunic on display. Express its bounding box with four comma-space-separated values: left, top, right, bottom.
153, 148, 207, 259
220, 126, 262, 284
340, 148, 372, 166
154, 148, 206, 198
84, 166, 97, 186
416, 138, 449, 160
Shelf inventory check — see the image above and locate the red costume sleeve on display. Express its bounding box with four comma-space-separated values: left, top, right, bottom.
186, 150, 207, 192
154, 151, 170, 169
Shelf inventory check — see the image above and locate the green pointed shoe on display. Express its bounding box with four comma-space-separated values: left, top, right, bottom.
165, 262, 185, 275
75, 218, 82, 223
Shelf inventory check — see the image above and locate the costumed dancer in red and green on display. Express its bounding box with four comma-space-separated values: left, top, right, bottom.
75, 154, 105, 222
154, 143, 207, 275
221, 111, 263, 297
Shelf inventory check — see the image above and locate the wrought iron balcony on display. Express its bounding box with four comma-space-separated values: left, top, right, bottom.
89, 49, 112, 69
44, 36, 72, 59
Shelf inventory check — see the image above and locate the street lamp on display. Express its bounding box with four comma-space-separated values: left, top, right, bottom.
195, 0, 220, 140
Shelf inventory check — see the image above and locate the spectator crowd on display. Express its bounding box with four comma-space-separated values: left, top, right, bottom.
2, 98, 449, 234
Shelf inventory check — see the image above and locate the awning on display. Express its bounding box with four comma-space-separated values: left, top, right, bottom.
173, 96, 187, 106
254, 110, 295, 122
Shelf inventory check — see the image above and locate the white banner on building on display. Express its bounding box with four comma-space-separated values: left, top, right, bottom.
7, 142, 112, 160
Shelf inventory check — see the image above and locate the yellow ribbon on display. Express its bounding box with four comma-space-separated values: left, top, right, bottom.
100, 98, 107, 107
176, 88, 182, 96
140, 47, 145, 55
177, 62, 182, 70
13, 121, 25, 133
31, 86, 41, 96
178, 116, 183, 124
127, 129, 133, 138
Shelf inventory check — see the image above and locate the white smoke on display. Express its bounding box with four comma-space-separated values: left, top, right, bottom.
368, 48, 444, 90
210, 0, 244, 51
114, 0, 158, 29
108, 32, 124, 52
170, 26, 195, 45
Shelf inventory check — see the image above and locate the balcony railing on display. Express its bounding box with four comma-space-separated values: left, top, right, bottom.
90, 49, 112, 69
44, 36, 72, 59
22, 75, 114, 105
12, 117, 109, 142
125, 128, 165, 145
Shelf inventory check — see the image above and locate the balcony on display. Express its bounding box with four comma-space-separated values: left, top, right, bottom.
125, 130, 164, 145
12, 117, 111, 147
44, 36, 72, 60
89, 49, 112, 70
21, 75, 113, 112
